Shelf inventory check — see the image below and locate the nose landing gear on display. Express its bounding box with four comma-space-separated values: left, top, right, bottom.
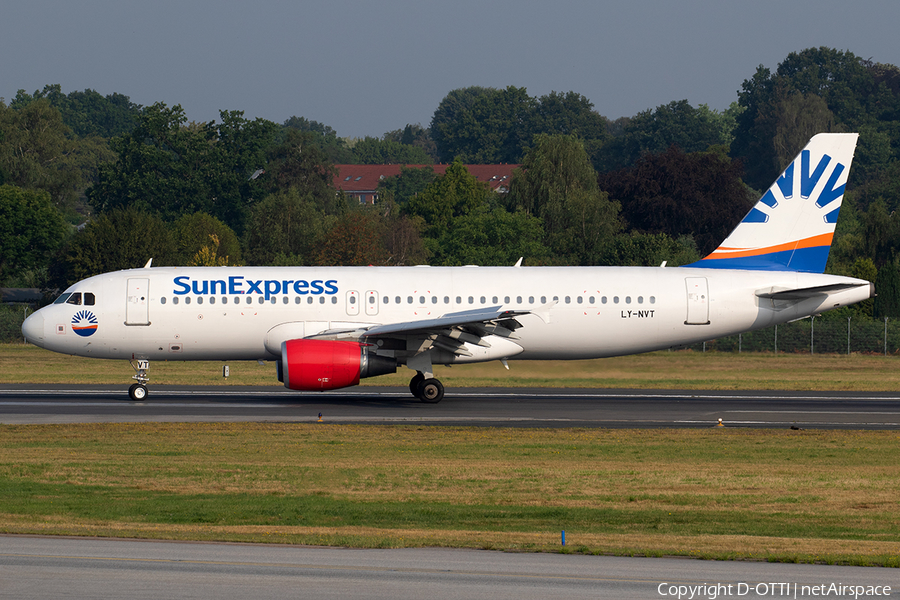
128, 359, 150, 401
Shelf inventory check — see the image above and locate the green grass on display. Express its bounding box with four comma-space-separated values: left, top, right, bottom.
1, 423, 898, 566
4, 343, 900, 391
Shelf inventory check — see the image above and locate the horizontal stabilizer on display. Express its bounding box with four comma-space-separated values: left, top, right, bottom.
756, 282, 868, 300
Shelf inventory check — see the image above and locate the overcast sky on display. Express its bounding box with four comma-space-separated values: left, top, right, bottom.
3, 1, 899, 139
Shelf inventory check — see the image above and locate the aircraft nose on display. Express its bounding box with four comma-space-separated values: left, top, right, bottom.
22, 311, 45, 345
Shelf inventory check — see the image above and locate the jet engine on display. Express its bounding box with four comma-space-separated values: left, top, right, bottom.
277, 339, 397, 391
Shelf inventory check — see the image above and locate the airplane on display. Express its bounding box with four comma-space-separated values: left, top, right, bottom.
22, 133, 873, 403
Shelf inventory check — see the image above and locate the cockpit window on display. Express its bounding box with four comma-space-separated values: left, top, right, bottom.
84, 292, 95, 306
53, 293, 72, 305
65, 293, 82, 305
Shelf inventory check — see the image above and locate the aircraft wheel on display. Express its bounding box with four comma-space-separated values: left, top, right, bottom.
129, 383, 148, 401
417, 378, 444, 403
409, 373, 425, 397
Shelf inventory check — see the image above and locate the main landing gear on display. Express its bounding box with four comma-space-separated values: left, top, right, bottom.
128, 359, 150, 401
409, 372, 444, 403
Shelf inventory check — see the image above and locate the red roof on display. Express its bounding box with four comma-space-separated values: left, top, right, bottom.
334, 164, 519, 194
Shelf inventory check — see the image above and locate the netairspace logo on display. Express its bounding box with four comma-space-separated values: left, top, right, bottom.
657, 581, 892, 599
173, 276, 338, 300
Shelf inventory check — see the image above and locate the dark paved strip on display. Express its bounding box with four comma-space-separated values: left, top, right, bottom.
1, 384, 899, 429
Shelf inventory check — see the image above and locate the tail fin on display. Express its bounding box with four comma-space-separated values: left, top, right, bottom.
689, 133, 858, 273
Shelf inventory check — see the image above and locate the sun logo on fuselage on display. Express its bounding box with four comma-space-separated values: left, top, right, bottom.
72, 310, 98, 337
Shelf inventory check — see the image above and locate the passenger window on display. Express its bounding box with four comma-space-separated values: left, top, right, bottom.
540, 296, 546, 304
66, 293, 82, 305
257, 296, 263, 304
444, 296, 450, 304
638, 296, 644, 304
565, 296, 571, 304
431, 296, 437, 304
173, 297, 179, 305
84, 293, 95, 306
350, 296, 357, 304
383, 296, 389, 304
283, 297, 288, 304
295, 297, 301, 304
223, 297, 228, 304
369, 296, 376, 304
650, 296, 656, 304
396, 296, 401, 304
468, 296, 474, 304
480, 296, 486, 304
492, 296, 498, 304
307, 297, 314, 304
589, 296, 595, 304
504, 296, 510, 304
625, 296, 631, 304
516, 296, 522, 304
529, 296, 535, 304
271, 297, 276, 304
419, 296, 425, 304
577, 297, 583, 304
407, 296, 413, 304
210, 297, 216, 305
602, 296, 607, 304
185, 297, 192, 305
456, 296, 462, 304
613, 296, 619, 304
161, 297, 167, 305
246, 297, 252, 305
197, 297, 204, 305
319, 297, 325, 304
331, 297, 337, 304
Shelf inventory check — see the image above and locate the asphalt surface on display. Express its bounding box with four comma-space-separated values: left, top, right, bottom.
1, 536, 896, 600
1, 384, 900, 429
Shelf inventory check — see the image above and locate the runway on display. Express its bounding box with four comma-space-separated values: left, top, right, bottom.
2, 384, 899, 428
1, 536, 895, 600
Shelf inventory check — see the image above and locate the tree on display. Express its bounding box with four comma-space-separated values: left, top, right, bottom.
598, 146, 754, 257
52, 206, 175, 287
262, 128, 341, 215
508, 134, 621, 264
429, 206, 549, 266
0, 185, 67, 283
172, 212, 242, 266
242, 188, 334, 265
317, 210, 391, 266
282, 116, 354, 163
594, 100, 735, 172
88, 104, 277, 233
350, 137, 433, 164
404, 159, 492, 240
376, 166, 436, 208
430, 86, 537, 163
874, 260, 900, 318
0, 98, 80, 211
12, 84, 141, 138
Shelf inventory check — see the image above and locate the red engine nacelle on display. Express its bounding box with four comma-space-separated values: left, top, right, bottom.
278, 339, 396, 391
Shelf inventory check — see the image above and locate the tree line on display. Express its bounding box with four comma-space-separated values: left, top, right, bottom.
3, 46, 900, 324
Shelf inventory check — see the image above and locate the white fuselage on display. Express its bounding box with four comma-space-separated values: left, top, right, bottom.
23, 265, 873, 364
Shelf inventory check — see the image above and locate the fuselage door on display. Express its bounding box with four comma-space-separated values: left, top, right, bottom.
685, 277, 710, 325
365, 290, 379, 316
126, 278, 150, 326
346, 290, 360, 316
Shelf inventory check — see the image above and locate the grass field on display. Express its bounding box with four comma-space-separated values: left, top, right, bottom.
0, 423, 897, 566
3, 343, 900, 391
2, 344, 899, 565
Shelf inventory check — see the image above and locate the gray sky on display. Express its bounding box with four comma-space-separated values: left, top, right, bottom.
3, 1, 899, 139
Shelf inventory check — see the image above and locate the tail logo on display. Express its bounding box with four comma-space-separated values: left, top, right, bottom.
72, 310, 98, 337
742, 150, 846, 225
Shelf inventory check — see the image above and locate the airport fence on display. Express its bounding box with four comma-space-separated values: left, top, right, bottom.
686, 316, 900, 355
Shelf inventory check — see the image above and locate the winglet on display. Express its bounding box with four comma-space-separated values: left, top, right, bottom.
143, 258, 153, 269
688, 133, 858, 273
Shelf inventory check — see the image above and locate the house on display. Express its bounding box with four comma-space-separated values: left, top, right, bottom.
334, 164, 519, 205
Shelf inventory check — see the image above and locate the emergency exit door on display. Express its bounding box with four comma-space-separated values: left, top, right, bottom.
685, 277, 710, 325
